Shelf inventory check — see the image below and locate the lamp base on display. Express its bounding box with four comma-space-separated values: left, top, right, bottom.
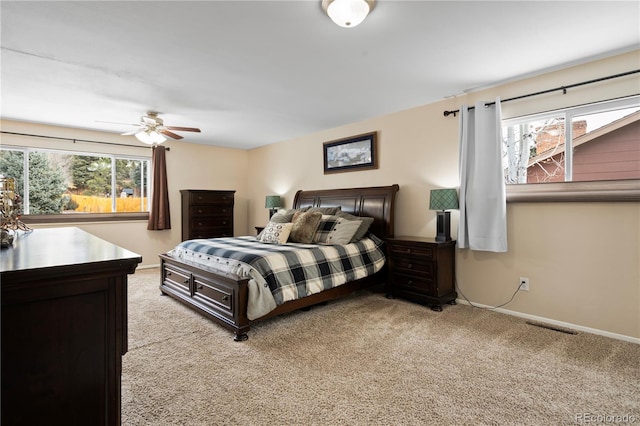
435, 211, 452, 242
269, 209, 277, 219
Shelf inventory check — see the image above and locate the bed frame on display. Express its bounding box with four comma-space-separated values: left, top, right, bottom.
159, 184, 399, 341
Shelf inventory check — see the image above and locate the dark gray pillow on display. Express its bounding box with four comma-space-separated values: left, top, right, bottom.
270, 207, 310, 223
307, 206, 341, 215
336, 211, 375, 242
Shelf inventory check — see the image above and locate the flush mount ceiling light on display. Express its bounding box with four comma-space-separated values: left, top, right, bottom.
322, 0, 375, 28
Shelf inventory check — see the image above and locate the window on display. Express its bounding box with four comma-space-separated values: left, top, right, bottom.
0, 147, 150, 219
502, 96, 640, 185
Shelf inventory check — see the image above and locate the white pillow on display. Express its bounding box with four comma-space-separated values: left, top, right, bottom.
259, 222, 293, 244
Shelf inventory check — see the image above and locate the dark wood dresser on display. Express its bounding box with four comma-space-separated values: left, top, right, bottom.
386, 236, 457, 311
0, 227, 141, 426
181, 189, 235, 241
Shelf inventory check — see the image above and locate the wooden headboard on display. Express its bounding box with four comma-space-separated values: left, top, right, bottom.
292, 184, 399, 239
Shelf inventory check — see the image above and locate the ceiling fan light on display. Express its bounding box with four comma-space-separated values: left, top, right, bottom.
135, 130, 166, 145
325, 0, 372, 28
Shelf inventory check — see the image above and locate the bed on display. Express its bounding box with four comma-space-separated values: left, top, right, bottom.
159, 184, 399, 340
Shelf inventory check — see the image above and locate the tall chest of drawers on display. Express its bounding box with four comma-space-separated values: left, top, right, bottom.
181, 190, 235, 241
386, 236, 457, 311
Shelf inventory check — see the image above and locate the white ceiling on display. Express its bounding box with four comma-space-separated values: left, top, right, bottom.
1, 1, 639, 149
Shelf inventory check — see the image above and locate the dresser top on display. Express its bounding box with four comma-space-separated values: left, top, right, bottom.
1, 227, 141, 273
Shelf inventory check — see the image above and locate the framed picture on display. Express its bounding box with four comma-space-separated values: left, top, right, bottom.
323, 131, 378, 174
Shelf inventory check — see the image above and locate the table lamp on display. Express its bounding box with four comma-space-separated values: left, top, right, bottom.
265, 195, 283, 220
429, 188, 459, 242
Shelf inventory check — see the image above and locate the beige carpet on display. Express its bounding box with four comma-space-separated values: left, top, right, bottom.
122, 268, 639, 425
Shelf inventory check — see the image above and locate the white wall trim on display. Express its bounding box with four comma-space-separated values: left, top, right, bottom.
137, 264, 161, 270
455, 299, 640, 344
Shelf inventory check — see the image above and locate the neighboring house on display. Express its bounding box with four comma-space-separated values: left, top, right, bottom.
527, 111, 640, 183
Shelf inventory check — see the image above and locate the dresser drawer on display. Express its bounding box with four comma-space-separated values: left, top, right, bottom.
190, 216, 232, 230
163, 264, 192, 293
187, 226, 233, 239
193, 276, 234, 318
190, 205, 233, 217
189, 192, 234, 205
387, 243, 434, 260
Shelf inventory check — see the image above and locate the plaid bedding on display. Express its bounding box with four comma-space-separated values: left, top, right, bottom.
168, 235, 386, 320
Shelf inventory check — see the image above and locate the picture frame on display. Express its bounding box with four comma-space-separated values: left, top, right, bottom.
323, 131, 378, 174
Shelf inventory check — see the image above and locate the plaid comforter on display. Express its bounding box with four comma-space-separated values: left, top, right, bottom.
169, 235, 386, 319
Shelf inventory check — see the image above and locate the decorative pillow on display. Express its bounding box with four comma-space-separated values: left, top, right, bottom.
314, 216, 362, 245
270, 207, 310, 223
258, 222, 293, 244
289, 211, 322, 244
312, 215, 341, 243
336, 211, 375, 242
306, 206, 341, 215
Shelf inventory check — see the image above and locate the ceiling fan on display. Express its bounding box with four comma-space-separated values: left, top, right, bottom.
103, 111, 201, 144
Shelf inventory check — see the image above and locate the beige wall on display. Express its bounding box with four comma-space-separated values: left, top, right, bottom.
246, 50, 640, 340
2, 50, 638, 339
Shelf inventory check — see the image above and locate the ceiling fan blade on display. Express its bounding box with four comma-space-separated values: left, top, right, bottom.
166, 126, 201, 133
121, 130, 139, 136
161, 129, 183, 140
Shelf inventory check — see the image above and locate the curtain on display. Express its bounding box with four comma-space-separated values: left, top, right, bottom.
147, 145, 171, 230
458, 98, 507, 252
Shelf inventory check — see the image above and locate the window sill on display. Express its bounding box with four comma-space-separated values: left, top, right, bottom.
22, 212, 149, 224
506, 179, 640, 202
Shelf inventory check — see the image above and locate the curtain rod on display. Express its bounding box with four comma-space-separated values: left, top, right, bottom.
0, 131, 170, 151
443, 69, 640, 117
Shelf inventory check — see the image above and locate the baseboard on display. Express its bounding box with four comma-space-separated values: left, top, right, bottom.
455, 298, 640, 344
137, 264, 161, 270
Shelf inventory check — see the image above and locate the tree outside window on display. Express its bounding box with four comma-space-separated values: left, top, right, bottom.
0, 148, 150, 215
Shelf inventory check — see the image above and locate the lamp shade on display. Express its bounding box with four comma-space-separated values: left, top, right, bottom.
265, 195, 283, 209
135, 130, 166, 145
429, 189, 459, 211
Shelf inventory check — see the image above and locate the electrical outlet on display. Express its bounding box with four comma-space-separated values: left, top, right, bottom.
519, 277, 530, 291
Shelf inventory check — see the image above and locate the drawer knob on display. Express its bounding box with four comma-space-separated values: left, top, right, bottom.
407, 248, 412, 254
407, 264, 413, 269
407, 280, 413, 286
185, 279, 190, 284
167, 271, 172, 277
222, 295, 229, 302
197, 284, 203, 290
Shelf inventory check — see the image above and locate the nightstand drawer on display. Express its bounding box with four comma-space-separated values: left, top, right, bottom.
388, 257, 433, 277
387, 243, 434, 260
390, 271, 435, 293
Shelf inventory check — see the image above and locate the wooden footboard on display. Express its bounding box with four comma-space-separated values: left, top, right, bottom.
159, 253, 384, 341
160, 184, 399, 340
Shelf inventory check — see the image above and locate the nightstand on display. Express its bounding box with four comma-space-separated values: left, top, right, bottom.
386, 236, 457, 311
